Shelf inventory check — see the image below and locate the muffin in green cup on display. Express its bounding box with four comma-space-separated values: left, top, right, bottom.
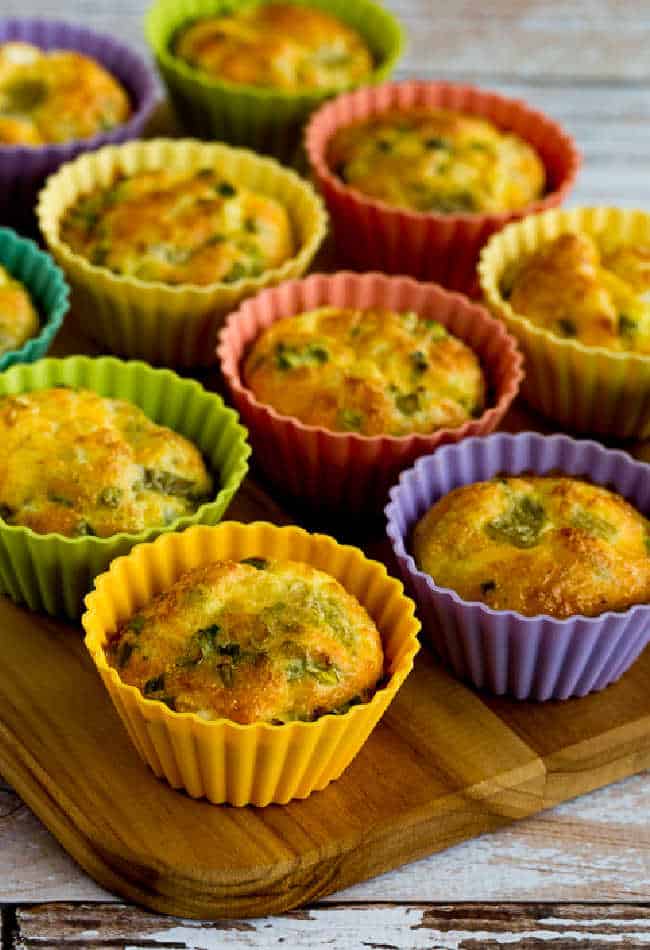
0, 356, 250, 618
0, 227, 69, 373
145, 0, 403, 162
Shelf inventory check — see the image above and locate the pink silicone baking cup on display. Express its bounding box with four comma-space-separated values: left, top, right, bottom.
305, 81, 581, 295
217, 271, 524, 513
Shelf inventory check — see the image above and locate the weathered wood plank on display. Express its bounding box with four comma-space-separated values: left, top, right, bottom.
1, 772, 649, 903
3, 0, 650, 81
9, 901, 650, 948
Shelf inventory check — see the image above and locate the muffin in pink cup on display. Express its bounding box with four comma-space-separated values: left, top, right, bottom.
386, 432, 650, 701
305, 80, 580, 295
217, 271, 523, 515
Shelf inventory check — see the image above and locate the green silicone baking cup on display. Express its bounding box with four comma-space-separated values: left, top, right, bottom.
0, 356, 251, 618
0, 227, 69, 373
145, 0, 404, 160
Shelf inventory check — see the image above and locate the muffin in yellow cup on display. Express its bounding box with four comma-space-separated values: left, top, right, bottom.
37, 138, 327, 367
82, 522, 420, 806
479, 207, 650, 437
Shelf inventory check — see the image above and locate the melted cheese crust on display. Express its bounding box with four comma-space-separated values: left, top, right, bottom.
0, 264, 39, 355
0, 388, 213, 537
414, 476, 650, 619
107, 558, 384, 724
174, 3, 373, 91
0, 42, 131, 146
328, 108, 545, 214
243, 306, 485, 436
59, 168, 294, 286
507, 232, 650, 353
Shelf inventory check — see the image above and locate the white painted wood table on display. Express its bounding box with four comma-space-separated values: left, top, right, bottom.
1, 1, 650, 946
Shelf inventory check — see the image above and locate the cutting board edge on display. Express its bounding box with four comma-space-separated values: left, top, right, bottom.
4, 697, 650, 919
0, 735, 546, 920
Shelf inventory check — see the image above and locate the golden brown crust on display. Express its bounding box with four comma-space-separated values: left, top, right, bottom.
0, 265, 39, 354
507, 232, 650, 353
328, 108, 545, 214
413, 476, 650, 619
107, 557, 384, 724
243, 306, 485, 436
0, 387, 213, 537
0, 42, 130, 146
59, 167, 294, 286
174, 3, 373, 91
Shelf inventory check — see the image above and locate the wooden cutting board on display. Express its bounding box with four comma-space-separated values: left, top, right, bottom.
1, 445, 650, 919
0, 314, 649, 920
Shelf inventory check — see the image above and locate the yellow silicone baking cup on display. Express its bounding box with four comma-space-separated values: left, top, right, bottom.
479, 207, 650, 438
37, 138, 327, 367
82, 522, 421, 806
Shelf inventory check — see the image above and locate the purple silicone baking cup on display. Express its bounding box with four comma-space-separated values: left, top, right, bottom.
0, 19, 159, 233
385, 432, 650, 701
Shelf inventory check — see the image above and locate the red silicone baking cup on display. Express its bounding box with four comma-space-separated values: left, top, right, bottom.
217, 271, 524, 513
305, 81, 581, 295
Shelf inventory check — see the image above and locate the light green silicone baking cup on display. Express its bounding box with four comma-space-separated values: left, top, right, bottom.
145, 0, 404, 161
0, 356, 251, 618
0, 227, 69, 373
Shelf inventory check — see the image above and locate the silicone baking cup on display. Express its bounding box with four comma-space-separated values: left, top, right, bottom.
37, 138, 328, 367
0, 18, 158, 234
82, 521, 420, 806
145, 0, 403, 162
305, 80, 580, 295
479, 206, 650, 438
0, 227, 68, 372
217, 271, 523, 513
386, 432, 650, 701
0, 356, 250, 618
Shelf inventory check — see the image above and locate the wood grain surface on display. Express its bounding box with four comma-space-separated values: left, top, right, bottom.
1, 0, 650, 943
4, 901, 650, 948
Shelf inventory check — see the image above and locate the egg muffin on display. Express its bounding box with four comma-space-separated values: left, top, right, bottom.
173, 3, 373, 92
0, 264, 39, 355
328, 108, 545, 215
0, 387, 213, 537
414, 475, 650, 619
106, 556, 384, 724
59, 167, 294, 285
0, 41, 131, 146
506, 231, 650, 353
243, 306, 485, 436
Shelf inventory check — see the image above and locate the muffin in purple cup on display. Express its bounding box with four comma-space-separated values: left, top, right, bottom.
386, 432, 650, 701
0, 19, 159, 234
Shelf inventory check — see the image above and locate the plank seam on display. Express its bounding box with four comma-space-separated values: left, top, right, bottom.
0, 905, 18, 950
7, 899, 650, 909
396, 68, 650, 88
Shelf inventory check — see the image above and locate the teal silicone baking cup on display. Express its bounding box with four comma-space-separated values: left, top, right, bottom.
0, 227, 69, 373
0, 356, 251, 618
145, 0, 404, 161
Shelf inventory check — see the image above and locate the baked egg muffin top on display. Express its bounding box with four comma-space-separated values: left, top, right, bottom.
0, 264, 39, 355
59, 167, 294, 286
243, 306, 485, 436
328, 108, 546, 214
0, 41, 131, 146
107, 557, 384, 724
413, 475, 650, 619
173, 3, 373, 91
0, 387, 213, 537
506, 232, 650, 353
